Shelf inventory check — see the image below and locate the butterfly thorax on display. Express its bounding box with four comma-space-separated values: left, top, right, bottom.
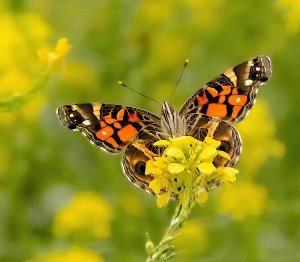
161, 101, 186, 137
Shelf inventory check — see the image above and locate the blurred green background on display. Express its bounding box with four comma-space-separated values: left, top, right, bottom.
0, 0, 299, 261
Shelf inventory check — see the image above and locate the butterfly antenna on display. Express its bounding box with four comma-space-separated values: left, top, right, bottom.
118, 81, 159, 104
169, 59, 190, 101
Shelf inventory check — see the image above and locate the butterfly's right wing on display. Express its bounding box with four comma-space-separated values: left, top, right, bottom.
179, 56, 271, 167
180, 56, 272, 124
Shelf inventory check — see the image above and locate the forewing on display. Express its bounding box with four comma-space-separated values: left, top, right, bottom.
180, 56, 272, 124
57, 103, 161, 153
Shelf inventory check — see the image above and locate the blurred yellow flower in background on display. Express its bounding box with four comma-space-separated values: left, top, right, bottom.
138, 1, 174, 24
37, 37, 72, 71
186, 0, 217, 27
0, 4, 54, 129
217, 182, 268, 220
276, 0, 300, 35
53, 191, 113, 239
237, 101, 285, 177
0, 9, 51, 100
27, 246, 104, 262
174, 219, 208, 256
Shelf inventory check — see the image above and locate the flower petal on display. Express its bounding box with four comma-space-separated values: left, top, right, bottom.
168, 163, 185, 174
145, 160, 163, 175
204, 136, 221, 147
199, 146, 217, 161
149, 179, 164, 194
197, 162, 216, 175
163, 146, 186, 160
217, 150, 231, 160
157, 192, 171, 208
222, 167, 238, 182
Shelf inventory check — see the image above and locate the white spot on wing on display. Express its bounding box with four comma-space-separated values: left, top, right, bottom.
245, 79, 253, 86
82, 120, 91, 125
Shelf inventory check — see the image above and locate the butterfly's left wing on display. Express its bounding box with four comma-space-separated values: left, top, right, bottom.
57, 103, 161, 192
180, 56, 272, 124
57, 103, 161, 152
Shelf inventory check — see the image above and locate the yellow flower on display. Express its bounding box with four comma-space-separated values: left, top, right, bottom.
217, 182, 268, 220
26, 246, 104, 262
145, 136, 238, 208
37, 37, 72, 70
53, 191, 113, 239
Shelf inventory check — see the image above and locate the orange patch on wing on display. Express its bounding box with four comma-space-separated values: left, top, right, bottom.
218, 95, 226, 104
117, 109, 125, 121
113, 122, 122, 129
207, 87, 219, 97
228, 95, 247, 106
100, 121, 106, 128
105, 118, 116, 124
206, 103, 227, 117
105, 137, 119, 148
232, 105, 242, 118
219, 85, 232, 95
196, 93, 208, 105
96, 126, 114, 140
117, 124, 138, 142
128, 111, 140, 122
232, 88, 238, 95
103, 115, 117, 124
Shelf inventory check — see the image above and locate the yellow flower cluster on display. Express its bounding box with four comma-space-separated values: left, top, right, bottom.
53, 191, 113, 239
27, 246, 104, 262
145, 136, 238, 208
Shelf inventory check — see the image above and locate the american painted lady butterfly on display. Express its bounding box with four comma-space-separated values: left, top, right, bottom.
57, 56, 272, 193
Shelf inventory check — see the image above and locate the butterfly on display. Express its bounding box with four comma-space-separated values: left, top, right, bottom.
57, 56, 272, 193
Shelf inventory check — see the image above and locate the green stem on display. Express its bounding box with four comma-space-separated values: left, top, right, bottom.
146, 185, 195, 261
